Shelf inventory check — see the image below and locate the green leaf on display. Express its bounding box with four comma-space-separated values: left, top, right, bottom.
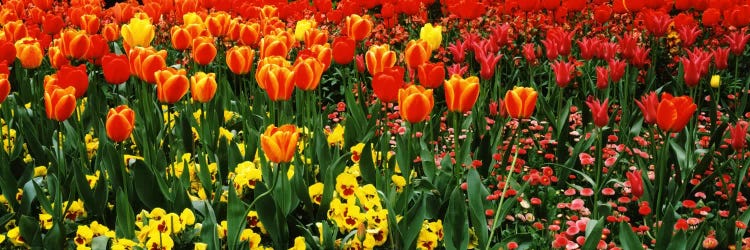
443, 187, 468, 250
255, 182, 289, 249
199, 201, 221, 250
131, 160, 166, 209
581, 219, 605, 250
398, 193, 425, 249
19, 215, 41, 247
666, 230, 686, 250
467, 168, 489, 248
115, 189, 136, 239
42, 220, 63, 250
92, 235, 110, 250
655, 204, 677, 249
618, 222, 643, 250
629, 117, 644, 136
359, 143, 376, 185
227, 182, 248, 250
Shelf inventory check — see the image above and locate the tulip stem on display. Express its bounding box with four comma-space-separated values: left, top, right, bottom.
486, 137, 521, 249
592, 128, 604, 218
248, 163, 281, 210
452, 112, 460, 179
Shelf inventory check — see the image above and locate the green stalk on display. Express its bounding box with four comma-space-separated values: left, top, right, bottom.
485, 137, 521, 249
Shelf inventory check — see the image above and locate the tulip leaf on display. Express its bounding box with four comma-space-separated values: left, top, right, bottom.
398, 193, 425, 249
666, 230, 686, 250
618, 222, 644, 250
444, 186, 469, 250
227, 180, 248, 250
359, 142, 376, 185
19, 215, 41, 247
199, 201, 221, 250
582, 218, 604, 250
115, 189, 135, 239
467, 168, 489, 248
92, 235, 110, 250
655, 204, 677, 249
132, 160, 166, 209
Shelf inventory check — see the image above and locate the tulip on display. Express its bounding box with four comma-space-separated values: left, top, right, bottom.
365, 44, 397, 75
631, 47, 650, 68
710, 75, 720, 88
504, 86, 537, 119
475, 48, 502, 80
0, 74, 10, 104
680, 56, 702, 88
190, 72, 217, 103
170, 26, 193, 51
644, 10, 671, 37
656, 93, 696, 132
303, 28, 328, 49
3, 20, 28, 42
725, 31, 750, 56
237, 23, 261, 46
102, 53, 130, 84
420, 23, 443, 50
712, 47, 729, 70
635, 91, 659, 125
226, 46, 254, 75
417, 62, 445, 89
585, 96, 609, 127
729, 121, 748, 152
128, 47, 167, 84
550, 60, 575, 88
259, 35, 289, 59
47, 45, 69, 69
522, 43, 538, 65
183, 12, 204, 26
448, 41, 467, 63
79, 14, 100, 35
55, 64, 89, 98
0, 40, 16, 65
404, 39, 432, 70
256, 64, 294, 101
345, 14, 372, 41
577, 38, 600, 60
626, 170, 644, 198
677, 25, 702, 47
101, 23, 120, 42
106, 105, 135, 142
596, 66, 609, 89
292, 57, 324, 91
192, 36, 217, 65
306, 44, 332, 70
155, 68, 189, 104
372, 66, 405, 103
398, 85, 434, 123
120, 16, 155, 48
294, 19, 316, 42
15, 38, 44, 69
44, 85, 77, 121
42, 14, 64, 35
332, 36, 355, 65
608, 59, 626, 83
261, 124, 298, 164
444, 74, 480, 113
205, 12, 231, 37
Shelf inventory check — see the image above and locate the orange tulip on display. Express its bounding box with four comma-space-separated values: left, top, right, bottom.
345, 14, 372, 42
205, 12, 230, 37
237, 22, 261, 46
256, 63, 294, 101
55, 64, 89, 98
404, 39, 432, 69
259, 34, 289, 59
192, 36, 217, 65
303, 28, 328, 48
260, 5, 278, 20
106, 105, 135, 142
47, 45, 70, 69
190, 72, 217, 103
226, 46, 255, 75
255, 56, 290, 87
42, 13, 64, 35
44, 85, 77, 121
398, 85, 434, 123
14, 38, 43, 69
365, 44, 397, 75
656, 93, 697, 133
182, 12, 204, 26
292, 57, 324, 91
504, 86, 538, 119
261, 124, 298, 164
444, 75, 480, 113
128, 47, 167, 84
0, 74, 10, 104
79, 14, 100, 35
101, 23, 120, 42
170, 26, 193, 51
60, 29, 91, 60
307, 44, 332, 70
261, 18, 285, 35
3, 20, 28, 42
155, 68, 189, 104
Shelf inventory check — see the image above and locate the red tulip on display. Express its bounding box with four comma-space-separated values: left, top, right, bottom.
371, 66, 404, 103
56, 64, 89, 98
577, 37, 600, 60
677, 25, 702, 48
725, 31, 750, 56
102, 53, 130, 85
332, 36, 355, 65
106, 105, 135, 142
522, 43, 537, 66
550, 60, 575, 88
630, 47, 650, 68
417, 62, 445, 89
643, 10, 671, 37
635, 92, 659, 125
585, 96, 609, 128
712, 47, 729, 70
626, 170, 644, 199
595, 66, 609, 90
0, 74, 10, 104
656, 93, 696, 133
475, 48, 502, 80
729, 121, 748, 152
608, 59, 626, 83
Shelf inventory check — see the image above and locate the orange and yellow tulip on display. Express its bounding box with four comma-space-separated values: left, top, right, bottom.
205, 12, 230, 37
398, 85, 434, 123
307, 44, 332, 70
261, 124, 298, 164
404, 39, 432, 69
3, 20, 28, 42
155, 68, 189, 104
101, 23, 120, 42
259, 34, 290, 59
47, 45, 70, 69
656, 93, 696, 133
190, 72, 217, 103
120, 16, 155, 48
256, 63, 294, 101
345, 14, 372, 42
60, 29, 91, 60
79, 14, 100, 35
192, 36, 217, 65
170, 26, 193, 51
106, 105, 135, 142
226, 46, 255, 75
44, 85, 77, 121
444, 75, 480, 113
14, 38, 43, 69
129, 47, 168, 84
304, 28, 328, 49
504, 86, 538, 119
237, 22, 261, 46
292, 57, 324, 91
0, 74, 10, 104
365, 44, 397, 75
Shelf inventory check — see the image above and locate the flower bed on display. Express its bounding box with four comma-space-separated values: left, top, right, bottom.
0, 0, 748, 249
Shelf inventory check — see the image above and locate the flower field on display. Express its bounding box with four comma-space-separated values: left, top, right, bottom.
0, 0, 749, 249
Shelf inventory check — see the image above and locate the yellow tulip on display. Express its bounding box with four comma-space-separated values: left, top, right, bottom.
710, 75, 720, 88
294, 19, 316, 42
420, 23, 443, 50
120, 17, 155, 48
